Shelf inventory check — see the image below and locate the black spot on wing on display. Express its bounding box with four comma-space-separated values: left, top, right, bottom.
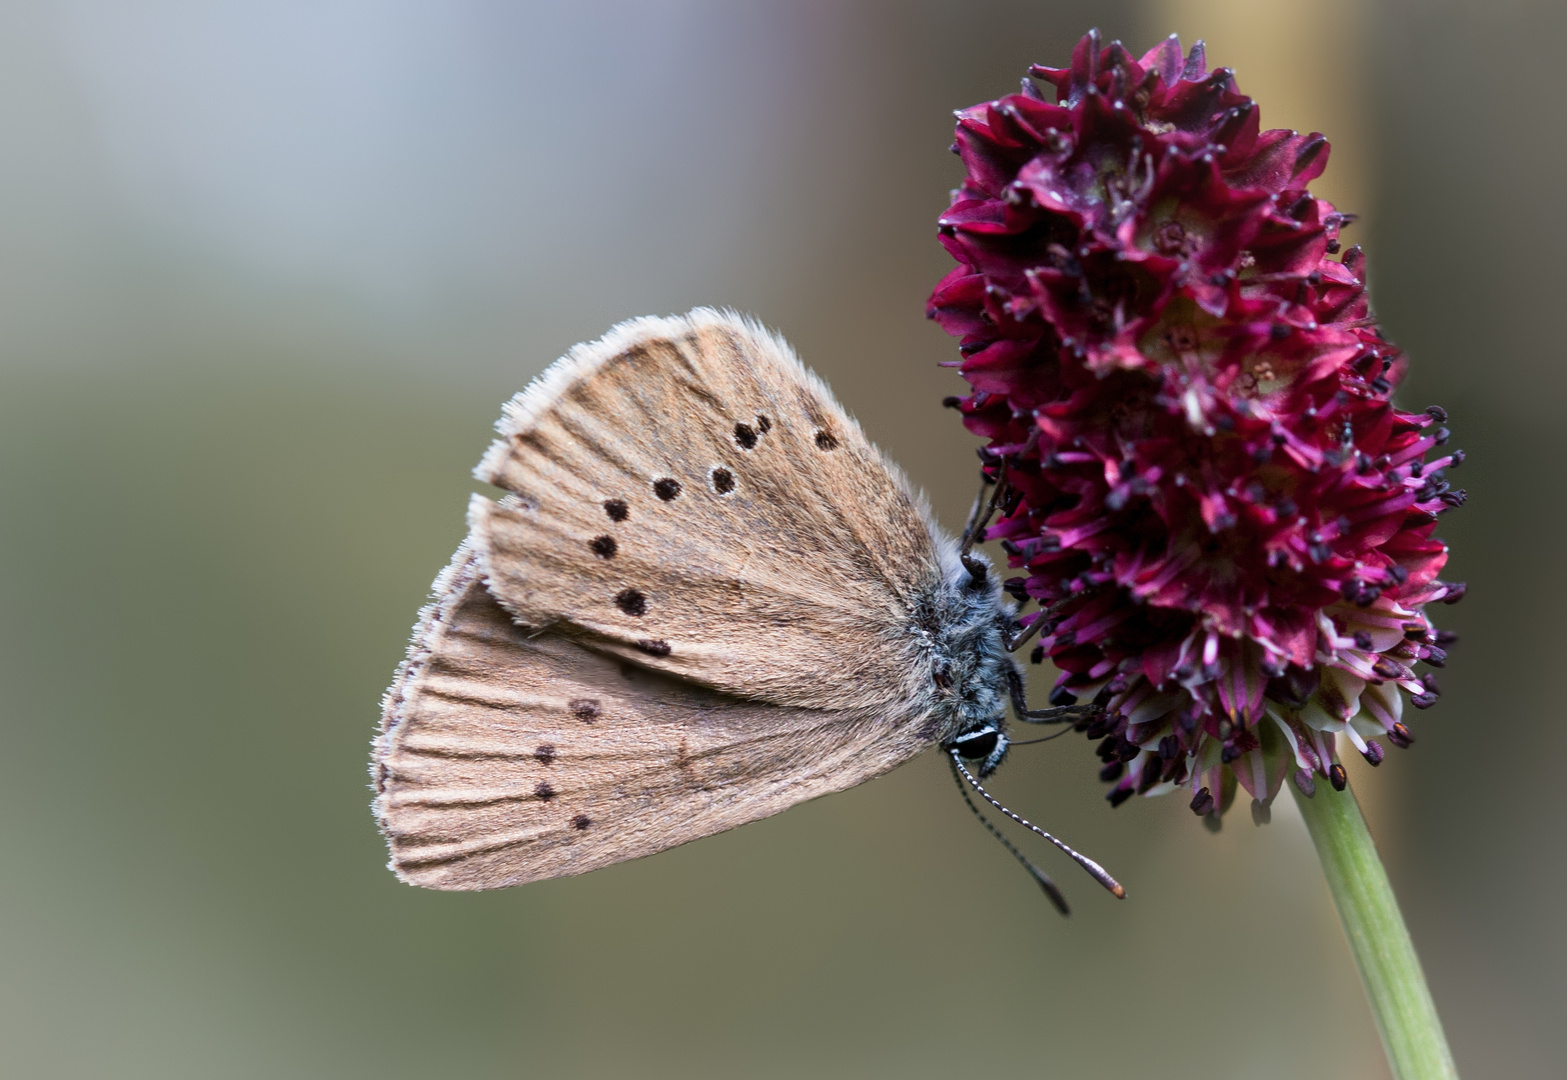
603, 499, 629, 522
615, 589, 647, 616
535, 781, 555, 801
814, 429, 839, 451
636, 638, 671, 657
534, 744, 557, 765
590, 535, 617, 558
570, 698, 601, 722
653, 477, 681, 500
755, 414, 771, 434
733, 422, 758, 449
572, 814, 592, 831
710, 467, 735, 495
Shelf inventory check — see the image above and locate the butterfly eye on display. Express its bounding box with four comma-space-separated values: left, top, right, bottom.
948, 728, 999, 761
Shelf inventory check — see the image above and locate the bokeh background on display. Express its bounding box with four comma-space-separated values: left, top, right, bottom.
1, 1, 1560, 1077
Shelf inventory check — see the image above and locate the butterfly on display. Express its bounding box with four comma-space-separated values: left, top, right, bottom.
371, 308, 1122, 909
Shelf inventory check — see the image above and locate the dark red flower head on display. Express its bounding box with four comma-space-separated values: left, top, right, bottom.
929, 31, 1465, 822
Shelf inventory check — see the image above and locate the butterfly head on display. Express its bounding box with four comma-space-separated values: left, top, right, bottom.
918, 544, 1022, 777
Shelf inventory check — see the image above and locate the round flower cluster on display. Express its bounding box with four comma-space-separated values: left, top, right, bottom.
928, 31, 1465, 822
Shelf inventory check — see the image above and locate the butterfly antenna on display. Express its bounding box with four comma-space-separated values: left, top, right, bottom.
949, 752, 1127, 900
949, 755, 1071, 915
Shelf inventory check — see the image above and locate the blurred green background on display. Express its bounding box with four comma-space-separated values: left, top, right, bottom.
1, 1, 1559, 1077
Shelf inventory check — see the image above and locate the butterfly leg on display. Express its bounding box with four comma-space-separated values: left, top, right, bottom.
1006, 663, 1100, 727
959, 469, 1010, 587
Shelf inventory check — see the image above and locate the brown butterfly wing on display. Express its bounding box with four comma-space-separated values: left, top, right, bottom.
469, 308, 944, 715
374, 544, 938, 890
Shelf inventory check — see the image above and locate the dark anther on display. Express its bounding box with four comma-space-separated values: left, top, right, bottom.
1084, 717, 1112, 741
1370, 377, 1391, 394
1106, 786, 1135, 808
814, 429, 839, 451
710, 468, 735, 495
1410, 692, 1438, 710
603, 499, 630, 522
1003, 577, 1030, 601
1441, 582, 1467, 604
1424, 645, 1448, 668
1372, 658, 1404, 680
569, 699, 601, 722
614, 589, 647, 616
1189, 787, 1214, 815
942, 395, 964, 409
1030, 645, 1045, 664
1426, 405, 1448, 422
1449, 449, 1466, 467
1095, 735, 1118, 762
653, 477, 681, 500
1136, 761, 1163, 794
1435, 629, 1458, 645
733, 422, 758, 449
1116, 739, 1140, 764
1326, 239, 1341, 254
1389, 722, 1415, 748
1353, 631, 1373, 649
1362, 741, 1385, 766
1158, 735, 1179, 760
1329, 763, 1348, 791
635, 638, 672, 657
1293, 769, 1316, 797
1220, 743, 1241, 764
590, 535, 617, 558
1434, 427, 1450, 445
572, 814, 592, 831
535, 781, 556, 801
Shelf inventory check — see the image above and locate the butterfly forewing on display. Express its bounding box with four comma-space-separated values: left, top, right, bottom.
374, 544, 938, 890
470, 308, 942, 713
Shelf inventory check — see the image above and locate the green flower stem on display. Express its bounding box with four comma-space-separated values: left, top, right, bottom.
1292, 779, 1460, 1080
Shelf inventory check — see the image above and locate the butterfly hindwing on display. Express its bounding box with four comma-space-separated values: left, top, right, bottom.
373, 544, 938, 890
